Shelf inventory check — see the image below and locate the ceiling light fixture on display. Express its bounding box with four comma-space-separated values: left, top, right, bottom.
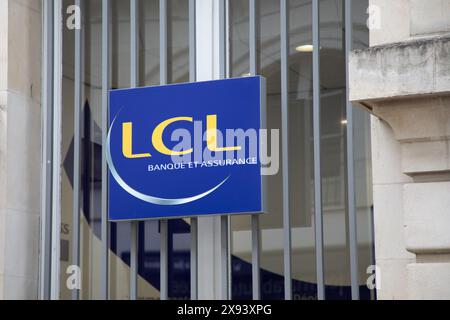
295, 44, 313, 53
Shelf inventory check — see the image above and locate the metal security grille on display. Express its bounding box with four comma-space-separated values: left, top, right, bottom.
40, 0, 369, 301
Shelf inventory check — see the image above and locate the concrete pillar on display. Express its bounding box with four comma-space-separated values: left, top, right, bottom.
350, 0, 450, 299
0, 0, 42, 299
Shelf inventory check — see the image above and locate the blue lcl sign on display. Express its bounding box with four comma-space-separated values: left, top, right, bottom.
107, 76, 266, 221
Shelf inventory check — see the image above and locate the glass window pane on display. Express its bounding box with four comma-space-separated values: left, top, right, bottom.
141, 0, 160, 87
168, 0, 189, 84
319, 0, 351, 300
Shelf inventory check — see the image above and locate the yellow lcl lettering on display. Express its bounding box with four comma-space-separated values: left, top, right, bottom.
207, 115, 241, 152
122, 122, 152, 159
152, 117, 194, 156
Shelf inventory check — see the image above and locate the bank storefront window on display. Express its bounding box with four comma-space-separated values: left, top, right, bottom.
228, 0, 373, 300
41, 0, 374, 300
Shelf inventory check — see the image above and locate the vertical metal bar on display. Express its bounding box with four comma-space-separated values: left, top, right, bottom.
130, 0, 139, 89
280, 0, 292, 301
249, 0, 257, 76
226, 216, 231, 300
50, 0, 63, 300
160, 221, 169, 300
312, 0, 325, 300
249, 0, 261, 301
218, 0, 229, 300
345, 0, 360, 301
189, 0, 198, 301
160, 0, 168, 86
72, 0, 83, 301
225, 0, 231, 79
220, 215, 228, 300
101, 0, 110, 300
190, 218, 198, 300
159, 0, 169, 301
251, 217, 261, 300
189, 0, 196, 83
129, 0, 139, 301
39, 0, 54, 300
195, 0, 215, 300
218, 0, 227, 79
225, 0, 232, 297
130, 223, 138, 299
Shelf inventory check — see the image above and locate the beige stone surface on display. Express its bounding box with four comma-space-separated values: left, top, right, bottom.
0, 275, 3, 300
2, 274, 37, 300
350, 37, 450, 103
370, 117, 412, 185
5, 92, 41, 213
353, 0, 450, 301
3, 209, 40, 280
404, 182, 450, 253
8, 0, 41, 104
0, 93, 6, 288
410, 0, 450, 36
0, 0, 42, 300
0, 105, 6, 212
14, 0, 40, 12
372, 96, 450, 142
407, 262, 450, 299
376, 258, 414, 300
373, 184, 414, 260
0, 210, 5, 277
369, 0, 410, 46
367, 96, 450, 176
370, 116, 415, 299
0, 0, 8, 93
401, 140, 450, 174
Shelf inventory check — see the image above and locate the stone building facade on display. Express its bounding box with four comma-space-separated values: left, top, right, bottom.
0, 0, 42, 299
350, 0, 450, 299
